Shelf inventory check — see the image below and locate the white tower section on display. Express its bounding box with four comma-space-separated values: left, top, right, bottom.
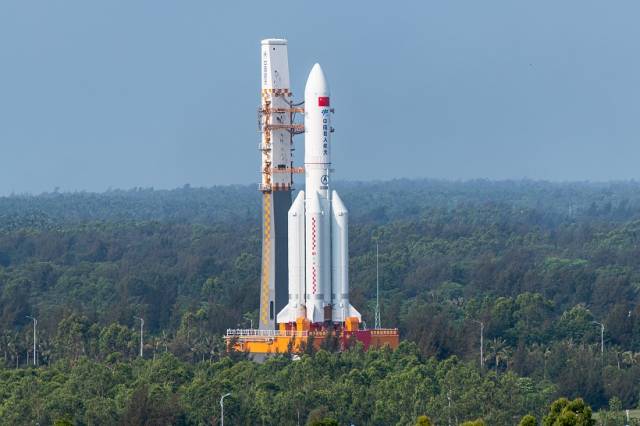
260, 39, 293, 191
258, 39, 297, 330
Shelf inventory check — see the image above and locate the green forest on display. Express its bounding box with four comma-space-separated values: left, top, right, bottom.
2, 179, 640, 425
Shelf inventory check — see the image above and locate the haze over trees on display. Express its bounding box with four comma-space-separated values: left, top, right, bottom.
1, 179, 640, 424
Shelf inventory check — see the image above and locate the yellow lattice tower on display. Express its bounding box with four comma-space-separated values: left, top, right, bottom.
260, 193, 272, 324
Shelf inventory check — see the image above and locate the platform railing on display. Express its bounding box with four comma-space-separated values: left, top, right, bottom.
369, 329, 400, 336
225, 329, 308, 338
225, 328, 399, 338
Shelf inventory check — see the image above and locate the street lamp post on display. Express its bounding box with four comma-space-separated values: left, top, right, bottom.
134, 317, 144, 358
220, 392, 231, 426
472, 320, 484, 368
593, 321, 604, 355
26, 316, 37, 366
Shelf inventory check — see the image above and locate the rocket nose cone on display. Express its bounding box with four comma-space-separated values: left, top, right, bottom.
331, 191, 348, 215
310, 63, 323, 76
305, 63, 329, 96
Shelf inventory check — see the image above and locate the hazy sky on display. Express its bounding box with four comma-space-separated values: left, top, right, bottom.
1, 1, 638, 194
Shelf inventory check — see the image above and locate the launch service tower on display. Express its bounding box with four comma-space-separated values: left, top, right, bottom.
257, 39, 301, 330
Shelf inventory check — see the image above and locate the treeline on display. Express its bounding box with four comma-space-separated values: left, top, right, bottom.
3, 179, 640, 228
0, 343, 566, 425
1, 180, 640, 418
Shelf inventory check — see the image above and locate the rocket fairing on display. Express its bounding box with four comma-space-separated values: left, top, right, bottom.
277, 64, 361, 325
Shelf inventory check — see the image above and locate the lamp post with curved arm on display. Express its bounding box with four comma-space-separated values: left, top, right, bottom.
220, 392, 231, 426
134, 317, 144, 358
593, 321, 604, 355
26, 316, 37, 366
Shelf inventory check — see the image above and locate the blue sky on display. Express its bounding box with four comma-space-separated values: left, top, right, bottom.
0, 1, 638, 194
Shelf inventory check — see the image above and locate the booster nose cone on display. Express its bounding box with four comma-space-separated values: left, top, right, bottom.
305, 63, 330, 97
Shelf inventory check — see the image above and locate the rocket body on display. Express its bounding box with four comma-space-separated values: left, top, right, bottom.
304, 64, 332, 323
277, 64, 360, 325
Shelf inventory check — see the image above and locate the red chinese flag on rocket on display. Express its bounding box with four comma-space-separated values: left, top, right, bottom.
318, 96, 330, 106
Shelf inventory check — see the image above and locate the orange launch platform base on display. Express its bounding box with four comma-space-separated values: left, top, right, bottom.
225, 317, 399, 355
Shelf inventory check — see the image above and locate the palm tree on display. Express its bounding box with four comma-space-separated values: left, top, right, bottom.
7, 331, 19, 368
0, 332, 9, 364
543, 346, 552, 380
498, 345, 513, 371
487, 338, 508, 372
621, 351, 640, 367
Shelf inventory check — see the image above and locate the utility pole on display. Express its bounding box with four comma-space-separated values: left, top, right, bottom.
473, 320, 484, 369
374, 242, 381, 329
220, 392, 231, 426
135, 317, 144, 358
480, 321, 484, 369
26, 316, 37, 366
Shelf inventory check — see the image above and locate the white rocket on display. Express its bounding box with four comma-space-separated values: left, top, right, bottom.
277, 64, 361, 324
